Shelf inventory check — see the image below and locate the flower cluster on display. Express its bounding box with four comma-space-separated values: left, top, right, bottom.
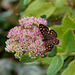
5, 16, 47, 59
19, 16, 47, 28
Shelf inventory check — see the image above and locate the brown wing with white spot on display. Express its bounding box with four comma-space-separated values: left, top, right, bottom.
44, 39, 59, 52
53, 39, 59, 45
49, 29, 57, 38
39, 24, 49, 39
44, 40, 54, 52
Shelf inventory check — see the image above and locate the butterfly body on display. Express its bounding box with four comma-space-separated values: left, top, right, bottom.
39, 24, 59, 52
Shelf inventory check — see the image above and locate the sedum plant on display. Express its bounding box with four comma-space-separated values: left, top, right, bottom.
5, 16, 75, 75
5, 0, 75, 75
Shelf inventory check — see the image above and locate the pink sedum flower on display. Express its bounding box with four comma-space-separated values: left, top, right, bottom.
5, 16, 47, 59
19, 16, 47, 28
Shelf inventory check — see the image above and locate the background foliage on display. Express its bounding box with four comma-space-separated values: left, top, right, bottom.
0, 0, 75, 75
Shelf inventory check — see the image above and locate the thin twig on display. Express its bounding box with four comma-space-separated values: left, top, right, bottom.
56, 52, 75, 56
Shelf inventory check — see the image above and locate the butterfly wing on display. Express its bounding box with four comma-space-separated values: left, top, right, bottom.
49, 29, 57, 38
53, 39, 59, 45
44, 39, 59, 52
39, 24, 49, 39
49, 30, 59, 45
39, 24, 57, 39
50, 39, 59, 45
44, 40, 54, 52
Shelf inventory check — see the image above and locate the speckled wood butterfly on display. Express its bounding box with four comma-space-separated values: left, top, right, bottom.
39, 24, 59, 52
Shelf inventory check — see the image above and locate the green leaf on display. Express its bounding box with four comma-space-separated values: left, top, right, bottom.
51, 16, 75, 52
62, 60, 75, 75
62, 16, 75, 30
23, 0, 30, 5
48, 46, 57, 57
20, 55, 37, 62
47, 55, 63, 75
25, 0, 45, 11
37, 57, 52, 65
53, 5, 70, 16
51, 16, 75, 41
55, 0, 67, 8
57, 46, 63, 53
73, 35, 75, 51
62, 29, 74, 55
20, 53, 37, 62
71, 9, 75, 19
40, 15, 46, 19
24, 1, 56, 18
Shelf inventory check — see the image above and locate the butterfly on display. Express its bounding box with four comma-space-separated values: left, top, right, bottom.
39, 24, 59, 52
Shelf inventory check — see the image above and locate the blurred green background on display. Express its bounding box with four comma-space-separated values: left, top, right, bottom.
0, 0, 75, 75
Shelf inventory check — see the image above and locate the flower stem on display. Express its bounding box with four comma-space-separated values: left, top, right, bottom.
56, 52, 75, 56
